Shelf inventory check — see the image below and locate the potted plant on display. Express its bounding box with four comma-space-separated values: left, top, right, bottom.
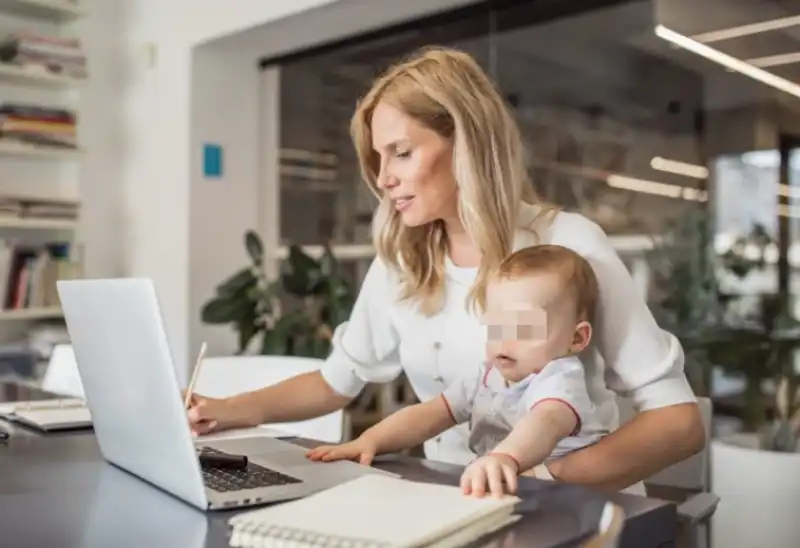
645, 204, 726, 397
200, 230, 354, 358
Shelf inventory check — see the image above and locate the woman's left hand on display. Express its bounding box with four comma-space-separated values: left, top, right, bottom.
460, 453, 519, 497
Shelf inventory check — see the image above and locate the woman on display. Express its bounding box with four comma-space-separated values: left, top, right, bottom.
188, 46, 704, 493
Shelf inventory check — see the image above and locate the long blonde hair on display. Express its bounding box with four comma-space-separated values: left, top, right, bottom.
350, 46, 555, 315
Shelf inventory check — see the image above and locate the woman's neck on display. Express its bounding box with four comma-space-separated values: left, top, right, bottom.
443, 216, 481, 268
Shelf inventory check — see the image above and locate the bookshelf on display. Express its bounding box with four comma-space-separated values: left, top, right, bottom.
0, 0, 84, 341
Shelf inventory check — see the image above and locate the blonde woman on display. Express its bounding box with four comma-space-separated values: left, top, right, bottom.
187, 46, 704, 494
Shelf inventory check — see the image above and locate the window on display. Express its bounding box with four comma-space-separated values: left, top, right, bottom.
266, 0, 799, 300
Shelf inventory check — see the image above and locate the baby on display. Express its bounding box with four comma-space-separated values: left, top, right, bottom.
307, 244, 605, 497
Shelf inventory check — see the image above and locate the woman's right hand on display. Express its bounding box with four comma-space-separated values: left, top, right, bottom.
185, 393, 252, 436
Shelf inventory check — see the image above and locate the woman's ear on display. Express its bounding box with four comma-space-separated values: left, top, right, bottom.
570, 321, 592, 353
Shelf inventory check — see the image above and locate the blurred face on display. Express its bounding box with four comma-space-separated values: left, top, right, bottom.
371, 102, 459, 226
484, 274, 591, 383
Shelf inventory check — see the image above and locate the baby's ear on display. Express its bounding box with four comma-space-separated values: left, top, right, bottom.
570, 321, 592, 353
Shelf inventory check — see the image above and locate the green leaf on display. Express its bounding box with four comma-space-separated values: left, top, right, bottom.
216, 267, 257, 298
260, 311, 310, 355
282, 244, 322, 296
235, 312, 260, 354
201, 296, 254, 324
319, 245, 338, 278
244, 230, 265, 264
260, 327, 288, 355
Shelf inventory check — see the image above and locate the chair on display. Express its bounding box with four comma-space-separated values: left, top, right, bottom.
41, 344, 85, 398
618, 397, 719, 548
581, 502, 626, 548
193, 355, 344, 443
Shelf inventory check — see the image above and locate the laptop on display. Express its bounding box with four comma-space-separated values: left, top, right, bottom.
56, 278, 393, 511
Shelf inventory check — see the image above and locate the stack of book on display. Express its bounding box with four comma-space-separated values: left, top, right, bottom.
0, 102, 77, 149
0, 241, 80, 312
0, 32, 87, 79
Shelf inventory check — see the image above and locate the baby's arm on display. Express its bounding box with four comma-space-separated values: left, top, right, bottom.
360, 397, 455, 454
491, 400, 578, 471
359, 369, 480, 454
492, 360, 590, 472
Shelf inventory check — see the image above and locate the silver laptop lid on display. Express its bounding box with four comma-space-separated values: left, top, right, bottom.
57, 278, 208, 509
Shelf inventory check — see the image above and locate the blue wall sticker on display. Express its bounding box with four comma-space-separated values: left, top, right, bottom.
203, 143, 223, 178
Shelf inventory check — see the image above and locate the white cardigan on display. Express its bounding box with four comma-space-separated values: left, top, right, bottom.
320, 205, 695, 466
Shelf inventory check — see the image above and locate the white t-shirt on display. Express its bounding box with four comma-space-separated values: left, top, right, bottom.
320, 204, 695, 466
441, 356, 605, 461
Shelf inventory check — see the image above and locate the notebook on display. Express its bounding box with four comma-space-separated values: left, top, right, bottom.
228, 474, 521, 548
0, 399, 92, 431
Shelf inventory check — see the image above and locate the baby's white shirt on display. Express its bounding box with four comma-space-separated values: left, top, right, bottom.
441, 355, 606, 460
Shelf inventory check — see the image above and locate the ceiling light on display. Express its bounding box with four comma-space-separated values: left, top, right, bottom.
745, 51, 800, 68
651, 156, 709, 179
655, 25, 800, 100
690, 15, 800, 43
606, 173, 707, 201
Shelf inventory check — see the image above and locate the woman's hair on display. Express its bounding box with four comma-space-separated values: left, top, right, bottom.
350, 46, 556, 316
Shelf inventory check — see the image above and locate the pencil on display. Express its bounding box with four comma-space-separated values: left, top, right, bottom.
184, 341, 208, 409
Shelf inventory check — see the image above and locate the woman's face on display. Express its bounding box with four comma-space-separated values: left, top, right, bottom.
370, 102, 458, 227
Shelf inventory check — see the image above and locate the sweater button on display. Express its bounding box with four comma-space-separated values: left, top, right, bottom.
433, 374, 444, 383
433, 341, 442, 350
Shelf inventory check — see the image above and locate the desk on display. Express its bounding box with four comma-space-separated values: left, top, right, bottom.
0, 427, 676, 548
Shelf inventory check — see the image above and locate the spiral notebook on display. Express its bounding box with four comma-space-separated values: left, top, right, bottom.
228, 474, 521, 548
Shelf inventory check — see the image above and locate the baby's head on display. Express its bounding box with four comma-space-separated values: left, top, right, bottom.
484, 245, 598, 382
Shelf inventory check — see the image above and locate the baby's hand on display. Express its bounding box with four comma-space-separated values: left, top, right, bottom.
305, 437, 377, 466
460, 453, 519, 497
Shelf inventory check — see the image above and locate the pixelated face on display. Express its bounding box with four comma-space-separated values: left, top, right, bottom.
483, 274, 582, 382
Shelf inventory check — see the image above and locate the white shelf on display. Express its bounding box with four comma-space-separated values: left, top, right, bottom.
0, 63, 84, 88
0, 216, 77, 230
0, 141, 82, 160
0, 0, 85, 21
0, 306, 62, 320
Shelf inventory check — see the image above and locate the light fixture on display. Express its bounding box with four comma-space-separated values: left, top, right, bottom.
746, 51, 800, 68
606, 173, 707, 202
655, 25, 800, 100
650, 156, 709, 179
690, 15, 800, 43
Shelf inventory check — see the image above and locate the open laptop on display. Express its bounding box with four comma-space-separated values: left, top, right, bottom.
56, 278, 392, 511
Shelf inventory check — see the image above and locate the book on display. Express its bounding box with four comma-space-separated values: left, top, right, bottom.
228, 474, 521, 548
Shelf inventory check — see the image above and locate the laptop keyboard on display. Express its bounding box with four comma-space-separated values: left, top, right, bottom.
197, 447, 303, 492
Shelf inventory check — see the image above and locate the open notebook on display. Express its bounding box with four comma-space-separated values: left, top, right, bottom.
228, 474, 521, 548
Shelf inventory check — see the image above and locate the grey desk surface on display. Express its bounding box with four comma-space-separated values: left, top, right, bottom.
0, 426, 676, 548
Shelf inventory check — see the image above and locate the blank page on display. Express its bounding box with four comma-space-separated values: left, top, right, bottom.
230, 474, 519, 547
